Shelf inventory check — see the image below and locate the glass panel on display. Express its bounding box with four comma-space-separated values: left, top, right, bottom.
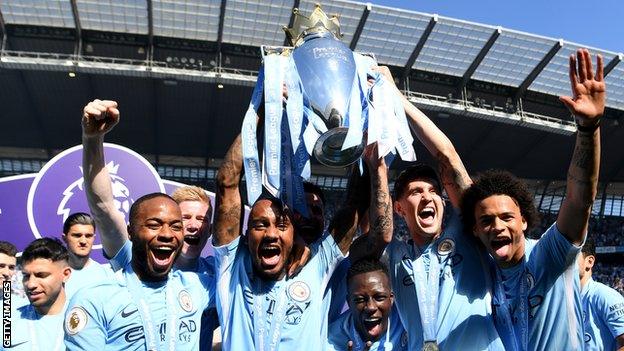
530, 44, 617, 105
604, 57, 624, 110
222, 0, 294, 47
415, 17, 494, 77
1, 0, 74, 28
473, 30, 555, 87
76, 0, 148, 34
355, 6, 431, 67
152, 0, 220, 41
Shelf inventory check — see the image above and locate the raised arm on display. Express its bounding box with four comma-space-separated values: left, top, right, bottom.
213, 134, 244, 247
557, 49, 604, 246
81, 99, 128, 258
348, 143, 393, 261
373, 66, 471, 208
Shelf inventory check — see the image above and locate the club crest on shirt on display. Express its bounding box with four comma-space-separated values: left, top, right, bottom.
65, 306, 88, 335
437, 238, 455, 256
287, 281, 311, 303
178, 290, 193, 312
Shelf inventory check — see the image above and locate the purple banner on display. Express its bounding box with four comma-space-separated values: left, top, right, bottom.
0, 144, 249, 264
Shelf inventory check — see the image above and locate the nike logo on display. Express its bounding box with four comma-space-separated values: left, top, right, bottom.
121, 307, 138, 318
6, 340, 29, 348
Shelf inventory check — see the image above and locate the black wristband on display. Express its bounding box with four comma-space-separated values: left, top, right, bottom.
576, 118, 601, 133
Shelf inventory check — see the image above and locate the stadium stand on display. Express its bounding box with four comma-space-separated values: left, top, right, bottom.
0, 0, 622, 295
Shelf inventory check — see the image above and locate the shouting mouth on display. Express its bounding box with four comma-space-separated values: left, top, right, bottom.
491, 237, 513, 258
417, 207, 436, 227
259, 244, 282, 268
362, 317, 383, 338
150, 245, 176, 270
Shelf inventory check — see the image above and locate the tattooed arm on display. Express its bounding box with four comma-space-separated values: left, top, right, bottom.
373, 66, 471, 208
213, 134, 244, 246
557, 49, 604, 246
348, 144, 393, 261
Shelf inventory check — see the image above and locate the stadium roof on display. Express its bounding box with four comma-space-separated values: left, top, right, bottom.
2, 0, 622, 109
1, 0, 624, 182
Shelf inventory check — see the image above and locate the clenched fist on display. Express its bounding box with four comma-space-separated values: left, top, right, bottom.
82, 99, 120, 138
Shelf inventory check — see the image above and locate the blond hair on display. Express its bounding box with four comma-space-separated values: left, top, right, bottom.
171, 186, 212, 210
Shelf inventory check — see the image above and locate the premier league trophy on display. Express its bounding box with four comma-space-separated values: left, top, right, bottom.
240, 4, 416, 212
284, 6, 364, 167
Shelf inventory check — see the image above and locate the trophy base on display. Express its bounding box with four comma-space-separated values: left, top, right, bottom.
313, 127, 365, 167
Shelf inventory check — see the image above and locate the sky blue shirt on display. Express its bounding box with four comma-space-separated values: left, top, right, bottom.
327, 306, 408, 351
581, 277, 624, 351
8, 302, 67, 351
214, 233, 344, 350
64, 240, 215, 351
498, 223, 584, 351
325, 258, 350, 322
384, 210, 503, 350
65, 258, 114, 300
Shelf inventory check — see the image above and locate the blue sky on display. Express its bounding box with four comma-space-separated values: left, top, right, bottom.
371, 0, 623, 53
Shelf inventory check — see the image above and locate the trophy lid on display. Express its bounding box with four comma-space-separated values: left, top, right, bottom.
283, 4, 343, 47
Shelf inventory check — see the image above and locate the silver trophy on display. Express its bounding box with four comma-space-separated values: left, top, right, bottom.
284, 5, 366, 167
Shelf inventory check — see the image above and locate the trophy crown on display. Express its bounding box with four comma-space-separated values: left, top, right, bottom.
283, 4, 343, 46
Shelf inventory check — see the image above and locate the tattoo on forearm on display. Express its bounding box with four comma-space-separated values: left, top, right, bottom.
216, 204, 241, 237
572, 136, 595, 171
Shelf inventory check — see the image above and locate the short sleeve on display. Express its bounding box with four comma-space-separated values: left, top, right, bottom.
109, 240, 132, 272
597, 284, 624, 338
527, 223, 581, 284
64, 291, 107, 350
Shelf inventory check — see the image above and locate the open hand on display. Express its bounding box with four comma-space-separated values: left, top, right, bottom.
559, 49, 605, 127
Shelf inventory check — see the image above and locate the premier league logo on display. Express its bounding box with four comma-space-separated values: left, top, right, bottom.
24, 143, 164, 261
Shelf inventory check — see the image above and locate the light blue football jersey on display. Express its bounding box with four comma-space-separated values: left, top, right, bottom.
8, 303, 67, 351
582, 277, 624, 351
64, 240, 215, 351
327, 306, 408, 351
384, 210, 503, 350
65, 259, 114, 300
214, 233, 344, 351
497, 223, 584, 351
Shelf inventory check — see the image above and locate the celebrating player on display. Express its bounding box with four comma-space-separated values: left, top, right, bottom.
372, 66, 503, 350
461, 49, 604, 350
327, 258, 407, 351
211, 111, 393, 350
64, 100, 215, 350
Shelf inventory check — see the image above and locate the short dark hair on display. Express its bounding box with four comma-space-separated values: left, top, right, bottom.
129, 192, 177, 226
347, 258, 390, 284
581, 235, 596, 256
21, 238, 68, 264
393, 163, 442, 201
0, 241, 17, 257
63, 212, 95, 234
252, 191, 294, 222
303, 182, 325, 206
461, 170, 539, 234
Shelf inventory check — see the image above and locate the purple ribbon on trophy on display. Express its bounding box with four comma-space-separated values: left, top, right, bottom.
241, 4, 417, 211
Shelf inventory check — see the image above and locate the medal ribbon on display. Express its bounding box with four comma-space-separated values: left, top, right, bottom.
490, 260, 528, 351
252, 280, 290, 351
410, 243, 440, 345
124, 268, 179, 351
